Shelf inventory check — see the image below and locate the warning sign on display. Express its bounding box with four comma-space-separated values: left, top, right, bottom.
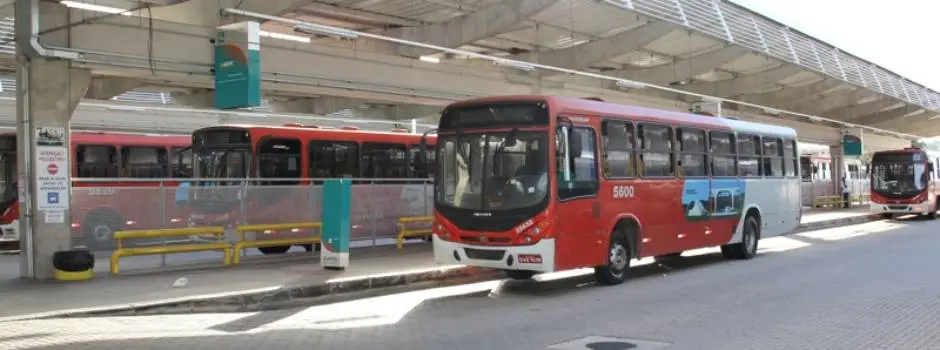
35, 126, 69, 211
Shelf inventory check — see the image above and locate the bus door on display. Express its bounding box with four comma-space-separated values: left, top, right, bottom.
553, 120, 606, 269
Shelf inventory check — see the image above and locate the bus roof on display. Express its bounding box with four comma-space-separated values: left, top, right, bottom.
445, 95, 798, 140
0, 130, 190, 146
197, 124, 434, 139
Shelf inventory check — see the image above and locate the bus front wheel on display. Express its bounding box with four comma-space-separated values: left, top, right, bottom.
594, 230, 630, 285
258, 246, 290, 255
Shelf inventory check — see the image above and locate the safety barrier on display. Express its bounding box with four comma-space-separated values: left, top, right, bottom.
396, 216, 433, 249
812, 195, 845, 208
813, 194, 870, 208
110, 227, 231, 274
233, 222, 322, 264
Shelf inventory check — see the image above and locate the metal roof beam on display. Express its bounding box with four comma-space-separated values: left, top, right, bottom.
531, 21, 675, 71
676, 64, 803, 98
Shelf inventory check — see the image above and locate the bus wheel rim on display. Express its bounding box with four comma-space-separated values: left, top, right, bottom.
745, 222, 757, 253
93, 225, 112, 242
609, 243, 628, 273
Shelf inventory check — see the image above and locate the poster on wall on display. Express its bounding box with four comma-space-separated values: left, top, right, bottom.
34, 126, 69, 211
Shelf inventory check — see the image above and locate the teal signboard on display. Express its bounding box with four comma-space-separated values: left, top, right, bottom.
321, 178, 351, 270
843, 135, 862, 157
214, 25, 261, 110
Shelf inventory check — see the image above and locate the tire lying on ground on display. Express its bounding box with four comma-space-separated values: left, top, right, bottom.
52, 250, 95, 281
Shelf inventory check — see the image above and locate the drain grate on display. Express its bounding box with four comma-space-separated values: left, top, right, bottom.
547, 336, 671, 350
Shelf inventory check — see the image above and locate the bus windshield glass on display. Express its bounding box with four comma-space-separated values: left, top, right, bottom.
196, 148, 249, 179
871, 153, 927, 197
437, 131, 548, 211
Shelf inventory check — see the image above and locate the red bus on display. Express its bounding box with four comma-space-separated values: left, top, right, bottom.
188, 124, 437, 254
427, 96, 802, 285
869, 147, 938, 219
0, 131, 192, 252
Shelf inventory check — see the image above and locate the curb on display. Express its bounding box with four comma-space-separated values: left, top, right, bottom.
793, 214, 881, 233
0, 214, 881, 321
0, 265, 505, 322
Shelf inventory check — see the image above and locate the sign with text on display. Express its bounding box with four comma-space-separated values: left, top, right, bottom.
35, 126, 69, 211
214, 21, 261, 110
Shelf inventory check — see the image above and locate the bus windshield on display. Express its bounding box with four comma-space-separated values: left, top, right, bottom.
195, 148, 250, 179
437, 131, 548, 211
871, 154, 927, 197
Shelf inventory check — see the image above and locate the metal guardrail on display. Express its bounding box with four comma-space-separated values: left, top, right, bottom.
617, 0, 939, 112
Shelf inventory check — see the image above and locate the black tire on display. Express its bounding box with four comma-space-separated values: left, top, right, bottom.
302, 243, 322, 252
258, 245, 291, 255
82, 212, 123, 251
722, 215, 760, 260
594, 231, 630, 285
881, 213, 893, 220
504, 270, 537, 280
52, 250, 95, 272
928, 211, 937, 220
653, 252, 682, 264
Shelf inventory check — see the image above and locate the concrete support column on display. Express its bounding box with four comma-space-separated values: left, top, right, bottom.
17, 57, 91, 279
828, 144, 845, 196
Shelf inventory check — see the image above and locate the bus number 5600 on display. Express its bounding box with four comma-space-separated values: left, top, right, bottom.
612, 185, 635, 199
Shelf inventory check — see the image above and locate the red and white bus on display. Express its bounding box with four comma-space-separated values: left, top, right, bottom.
869, 147, 939, 219
0, 131, 192, 251
427, 95, 802, 285
188, 124, 436, 254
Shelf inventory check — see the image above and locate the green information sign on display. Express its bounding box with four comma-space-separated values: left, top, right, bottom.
214, 24, 261, 110
843, 135, 862, 157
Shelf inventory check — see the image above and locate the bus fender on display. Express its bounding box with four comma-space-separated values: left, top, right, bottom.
607, 214, 642, 259
730, 204, 762, 244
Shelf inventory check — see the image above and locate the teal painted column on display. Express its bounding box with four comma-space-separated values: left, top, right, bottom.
214, 21, 261, 110
321, 179, 351, 270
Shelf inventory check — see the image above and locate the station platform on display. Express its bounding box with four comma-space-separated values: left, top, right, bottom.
0, 207, 879, 321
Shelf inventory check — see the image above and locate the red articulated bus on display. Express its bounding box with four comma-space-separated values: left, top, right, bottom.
427, 95, 802, 285
187, 123, 437, 254
0, 131, 192, 252
869, 146, 939, 219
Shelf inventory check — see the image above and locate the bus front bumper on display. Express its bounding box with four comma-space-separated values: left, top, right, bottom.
432, 235, 556, 273
871, 200, 932, 214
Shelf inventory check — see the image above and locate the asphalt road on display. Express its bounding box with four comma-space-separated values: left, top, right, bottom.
3, 217, 940, 350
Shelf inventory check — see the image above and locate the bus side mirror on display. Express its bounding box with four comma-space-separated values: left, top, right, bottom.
418, 128, 437, 170
930, 163, 935, 173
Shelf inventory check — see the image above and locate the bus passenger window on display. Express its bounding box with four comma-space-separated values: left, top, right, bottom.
309, 141, 358, 178
677, 128, 707, 177
121, 146, 167, 178
409, 145, 436, 178
257, 138, 302, 185
761, 137, 783, 177
557, 126, 598, 199
362, 143, 408, 178
601, 120, 635, 178
637, 124, 674, 177
76, 145, 118, 178
170, 147, 193, 178
784, 140, 797, 177
736, 134, 761, 177
709, 132, 736, 177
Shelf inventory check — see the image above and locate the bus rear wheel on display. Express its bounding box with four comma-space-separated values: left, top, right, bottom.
721, 215, 760, 260
594, 231, 630, 285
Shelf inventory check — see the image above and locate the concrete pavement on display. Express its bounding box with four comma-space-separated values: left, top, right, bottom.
1, 216, 937, 349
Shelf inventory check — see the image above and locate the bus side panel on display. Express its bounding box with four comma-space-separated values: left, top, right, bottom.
553, 196, 606, 271
633, 179, 683, 258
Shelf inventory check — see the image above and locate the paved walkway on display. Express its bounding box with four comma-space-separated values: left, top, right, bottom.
0, 207, 876, 320
800, 206, 871, 224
